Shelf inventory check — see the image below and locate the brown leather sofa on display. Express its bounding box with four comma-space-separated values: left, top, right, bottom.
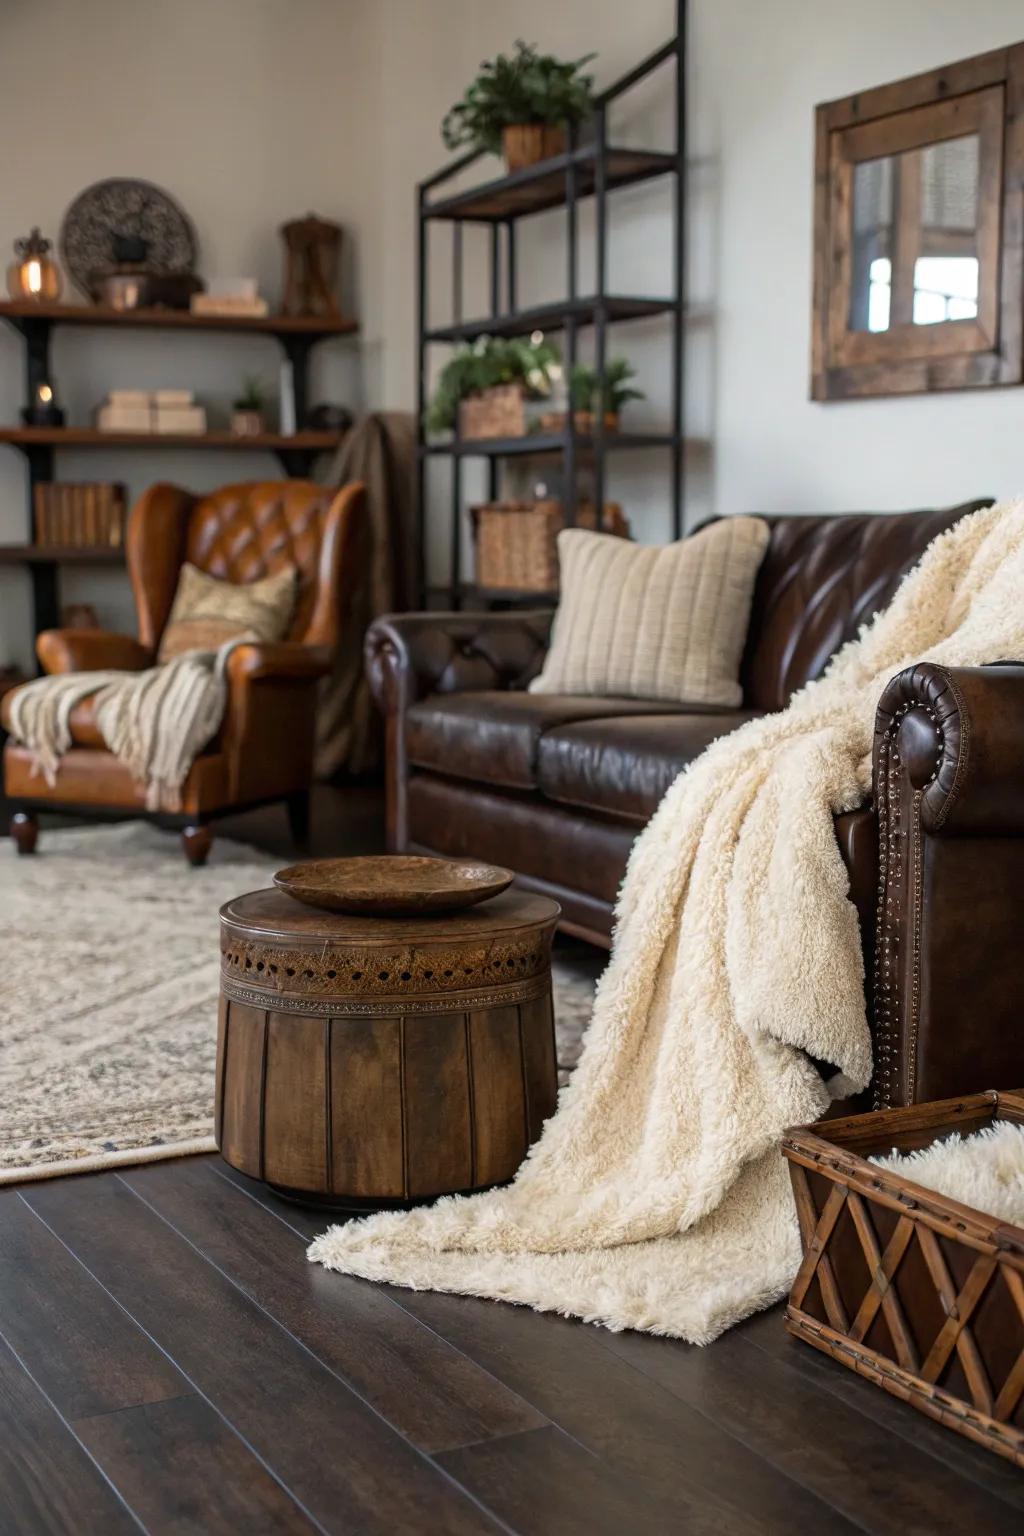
366, 500, 1024, 1109
4, 478, 364, 863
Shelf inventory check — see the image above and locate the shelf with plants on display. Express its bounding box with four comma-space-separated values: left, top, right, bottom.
424, 294, 679, 346
416, 9, 689, 609
0, 297, 357, 637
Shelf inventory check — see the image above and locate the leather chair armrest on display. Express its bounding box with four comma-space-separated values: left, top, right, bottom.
225, 641, 332, 685
364, 610, 554, 716
36, 630, 153, 675
874, 661, 1024, 836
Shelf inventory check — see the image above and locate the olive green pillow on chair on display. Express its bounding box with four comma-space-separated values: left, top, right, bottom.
157, 563, 298, 662
529, 518, 771, 708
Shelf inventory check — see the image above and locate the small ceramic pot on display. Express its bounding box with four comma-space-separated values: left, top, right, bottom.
231, 409, 265, 437
502, 124, 567, 172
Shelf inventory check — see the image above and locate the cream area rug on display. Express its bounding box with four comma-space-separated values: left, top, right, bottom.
0, 822, 597, 1184
310, 500, 1024, 1343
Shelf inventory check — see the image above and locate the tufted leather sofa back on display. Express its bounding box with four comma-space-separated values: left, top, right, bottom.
739, 501, 992, 713
184, 481, 341, 643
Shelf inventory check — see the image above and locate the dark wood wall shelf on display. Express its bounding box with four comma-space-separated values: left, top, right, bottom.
420, 430, 702, 459
423, 146, 677, 222
0, 297, 358, 639
0, 544, 124, 564
416, 3, 689, 608
0, 299, 357, 338
0, 426, 344, 454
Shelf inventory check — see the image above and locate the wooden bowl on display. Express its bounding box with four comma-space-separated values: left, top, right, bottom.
273, 855, 515, 916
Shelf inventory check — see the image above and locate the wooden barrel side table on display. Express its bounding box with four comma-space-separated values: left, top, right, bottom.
216, 888, 560, 1205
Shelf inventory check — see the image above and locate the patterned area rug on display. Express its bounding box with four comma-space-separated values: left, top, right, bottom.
0, 823, 600, 1183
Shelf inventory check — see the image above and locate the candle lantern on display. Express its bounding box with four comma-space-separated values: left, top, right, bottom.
21, 380, 65, 427
7, 229, 62, 303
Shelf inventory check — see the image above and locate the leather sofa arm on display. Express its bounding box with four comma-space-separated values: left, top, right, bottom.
225, 640, 332, 685
37, 630, 153, 675
365, 610, 554, 716
874, 662, 1024, 836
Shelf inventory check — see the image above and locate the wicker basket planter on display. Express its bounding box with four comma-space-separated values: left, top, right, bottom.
502, 124, 566, 171
539, 409, 620, 436
472, 498, 628, 592
782, 1090, 1024, 1468
459, 384, 529, 441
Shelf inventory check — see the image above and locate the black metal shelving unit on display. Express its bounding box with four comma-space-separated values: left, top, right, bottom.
415, 1, 689, 608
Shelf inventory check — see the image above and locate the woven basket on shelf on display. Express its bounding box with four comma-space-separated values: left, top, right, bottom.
538, 409, 620, 436
471, 499, 629, 592
459, 384, 528, 441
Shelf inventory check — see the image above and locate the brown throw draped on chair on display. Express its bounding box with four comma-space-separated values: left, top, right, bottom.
315, 411, 417, 778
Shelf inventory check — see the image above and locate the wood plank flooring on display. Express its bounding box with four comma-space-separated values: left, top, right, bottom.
0, 1157, 1020, 1535
3, 788, 1022, 1530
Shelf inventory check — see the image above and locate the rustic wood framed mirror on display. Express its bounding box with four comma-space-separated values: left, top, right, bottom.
811, 44, 1024, 399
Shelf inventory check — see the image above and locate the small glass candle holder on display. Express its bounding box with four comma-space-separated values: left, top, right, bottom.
21, 381, 65, 427
7, 229, 62, 303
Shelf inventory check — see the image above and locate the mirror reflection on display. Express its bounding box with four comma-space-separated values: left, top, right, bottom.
850, 133, 980, 332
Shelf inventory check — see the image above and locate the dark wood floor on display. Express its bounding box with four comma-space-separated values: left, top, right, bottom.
3, 786, 1023, 1532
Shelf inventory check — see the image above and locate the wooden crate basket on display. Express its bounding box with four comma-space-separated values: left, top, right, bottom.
459, 385, 528, 441
471, 499, 629, 592
782, 1090, 1024, 1468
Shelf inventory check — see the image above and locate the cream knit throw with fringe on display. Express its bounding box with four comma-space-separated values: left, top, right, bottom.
310, 500, 1024, 1342
8, 643, 239, 812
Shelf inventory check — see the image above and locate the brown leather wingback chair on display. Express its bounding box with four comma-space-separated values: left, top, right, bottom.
3, 478, 364, 864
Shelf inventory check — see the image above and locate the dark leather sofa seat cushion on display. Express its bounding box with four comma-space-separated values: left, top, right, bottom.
537, 710, 763, 822
404, 691, 694, 791
407, 772, 637, 916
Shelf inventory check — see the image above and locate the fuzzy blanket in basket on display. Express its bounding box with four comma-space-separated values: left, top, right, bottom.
310, 501, 1024, 1341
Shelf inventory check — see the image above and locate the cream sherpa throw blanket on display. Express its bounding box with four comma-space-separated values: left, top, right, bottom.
874, 1123, 1024, 1229
310, 501, 1024, 1342
8, 644, 238, 812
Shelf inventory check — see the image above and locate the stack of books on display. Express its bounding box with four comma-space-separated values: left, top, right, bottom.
95, 390, 207, 434
34, 483, 127, 547
190, 278, 268, 319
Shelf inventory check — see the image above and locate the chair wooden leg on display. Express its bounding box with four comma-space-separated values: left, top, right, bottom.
181, 824, 213, 867
286, 789, 311, 850
10, 809, 39, 855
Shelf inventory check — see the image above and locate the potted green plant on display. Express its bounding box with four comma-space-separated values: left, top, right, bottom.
426, 334, 561, 440
542, 358, 645, 434
231, 375, 267, 437
442, 40, 596, 172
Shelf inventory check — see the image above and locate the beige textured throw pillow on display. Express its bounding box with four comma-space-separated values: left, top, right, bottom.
529, 518, 770, 707
158, 563, 298, 662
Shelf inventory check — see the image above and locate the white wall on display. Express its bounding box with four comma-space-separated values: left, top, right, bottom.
354, 0, 1024, 586
696, 0, 1024, 517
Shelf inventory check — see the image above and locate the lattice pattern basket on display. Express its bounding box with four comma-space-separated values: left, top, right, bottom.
782, 1091, 1024, 1467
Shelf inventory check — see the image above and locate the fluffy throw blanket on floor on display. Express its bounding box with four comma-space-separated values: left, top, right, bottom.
310, 500, 1024, 1342
8, 646, 237, 812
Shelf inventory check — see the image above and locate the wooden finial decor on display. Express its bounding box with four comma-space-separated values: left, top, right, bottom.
280, 213, 342, 318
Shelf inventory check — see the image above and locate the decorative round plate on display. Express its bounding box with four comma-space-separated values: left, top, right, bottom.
60, 178, 198, 297
273, 856, 515, 916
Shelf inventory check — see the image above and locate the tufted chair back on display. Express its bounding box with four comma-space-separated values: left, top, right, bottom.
128, 480, 361, 652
